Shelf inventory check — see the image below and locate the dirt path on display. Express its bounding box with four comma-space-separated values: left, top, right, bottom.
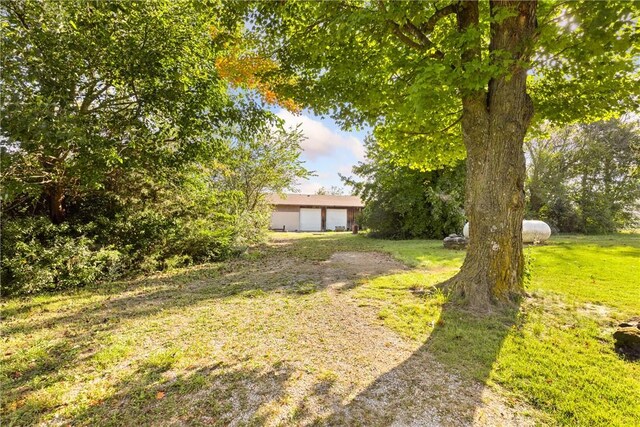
213, 250, 536, 426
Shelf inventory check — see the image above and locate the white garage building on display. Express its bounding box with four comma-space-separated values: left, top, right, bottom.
266, 194, 364, 232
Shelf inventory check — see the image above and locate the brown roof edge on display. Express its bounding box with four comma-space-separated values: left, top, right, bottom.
266, 193, 364, 208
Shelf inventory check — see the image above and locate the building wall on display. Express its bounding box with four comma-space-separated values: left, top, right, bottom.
270, 210, 300, 231
270, 205, 362, 231
273, 205, 299, 213
346, 207, 361, 230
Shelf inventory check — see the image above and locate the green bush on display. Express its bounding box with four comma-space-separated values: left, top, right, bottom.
168, 217, 236, 262
344, 137, 465, 240
1, 218, 124, 294
534, 197, 581, 233
356, 165, 465, 240
0, 213, 238, 295
0, 186, 271, 295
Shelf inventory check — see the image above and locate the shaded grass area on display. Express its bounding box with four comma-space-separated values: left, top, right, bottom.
1, 259, 330, 425
2, 239, 415, 426
2, 232, 639, 426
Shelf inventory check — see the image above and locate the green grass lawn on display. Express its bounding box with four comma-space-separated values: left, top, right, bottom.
2, 232, 639, 426
352, 232, 640, 426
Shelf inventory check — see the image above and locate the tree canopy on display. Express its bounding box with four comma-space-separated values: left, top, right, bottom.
248, 1, 638, 168
0, 0, 311, 294
343, 137, 465, 239
1, 0, 246, 221
526, 118, 640, 233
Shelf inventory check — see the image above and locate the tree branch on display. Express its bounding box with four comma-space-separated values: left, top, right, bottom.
391, 22, 428, 52
440, 115, 463, 133
403, 21, 444, 59
5, 0, 30, 30
420, 2, 460, 34
79, 80, 106, 114
377, 0, 447, 59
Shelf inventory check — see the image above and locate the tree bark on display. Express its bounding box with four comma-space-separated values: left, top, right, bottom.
47, 184, 66, 224
445, 0, 537, 311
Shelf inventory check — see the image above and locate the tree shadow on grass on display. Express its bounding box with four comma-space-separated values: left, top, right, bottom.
1, 249, 408, 424
2, 247, 406, 337
3, 295, 525, 426
1, 339, 82, 412
316, 302, 523, 426
13, 359, 296, 426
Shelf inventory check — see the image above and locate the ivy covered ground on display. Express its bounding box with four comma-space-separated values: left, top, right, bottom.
2, 233, 638, 426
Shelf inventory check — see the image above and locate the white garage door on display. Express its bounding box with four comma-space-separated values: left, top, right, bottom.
326, 208, 347, 231
270, 211, 299, 231
299, 208, 322, 231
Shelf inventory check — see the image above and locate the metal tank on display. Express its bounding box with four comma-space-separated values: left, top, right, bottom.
463, 220, 551, 243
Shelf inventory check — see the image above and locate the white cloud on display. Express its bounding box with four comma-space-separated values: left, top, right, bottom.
295, 180, 324, 194
294, 172, 331, 193
337, 164, 355, 176
277, 110, 365, 162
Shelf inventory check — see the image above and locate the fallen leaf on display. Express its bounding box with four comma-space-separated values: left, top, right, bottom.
156, 391, 166, 399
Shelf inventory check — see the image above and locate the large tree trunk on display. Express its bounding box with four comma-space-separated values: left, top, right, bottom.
446, 0, 537, 311
47, 184, 66, 224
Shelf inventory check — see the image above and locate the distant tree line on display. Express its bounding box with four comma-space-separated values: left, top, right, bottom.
0, 1, 309, 294
526, 119, 640, 233
315, 186, 345, 196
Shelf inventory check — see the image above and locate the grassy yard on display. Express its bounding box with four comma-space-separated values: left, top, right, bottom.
2, 232, 639, 426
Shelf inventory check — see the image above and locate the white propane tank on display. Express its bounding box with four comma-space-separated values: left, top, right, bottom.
463, 220, 551, 243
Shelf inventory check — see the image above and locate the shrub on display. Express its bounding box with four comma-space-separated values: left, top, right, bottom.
0, 187, 270, 295
1, 218, 124, 294
353, 164, 465, 240
168, 217, 236, 262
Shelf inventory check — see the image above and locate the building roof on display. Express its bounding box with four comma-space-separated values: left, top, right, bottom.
266, 193, 364, 208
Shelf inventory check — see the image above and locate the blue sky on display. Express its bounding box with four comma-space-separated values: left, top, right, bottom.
275, 109, 369, 194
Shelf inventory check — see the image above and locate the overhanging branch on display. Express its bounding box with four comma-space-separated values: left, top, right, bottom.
388, 20, 427, 51
420, 2, 460, 34
378, 0, 455, 60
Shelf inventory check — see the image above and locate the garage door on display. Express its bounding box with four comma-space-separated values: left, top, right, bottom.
270, 211, 299, 231
299, 208, 322, 231
326, 208, 347, 231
